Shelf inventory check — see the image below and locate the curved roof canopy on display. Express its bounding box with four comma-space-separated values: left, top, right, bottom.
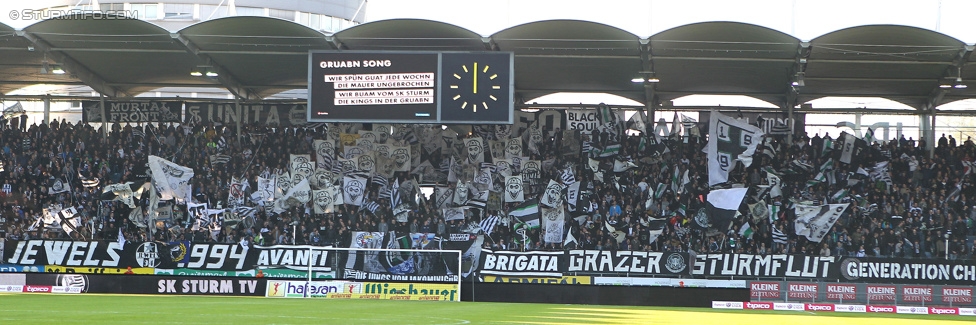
1, 14, 974, 112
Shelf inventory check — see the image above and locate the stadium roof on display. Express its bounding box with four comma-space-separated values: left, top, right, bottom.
2, 14, 975, 111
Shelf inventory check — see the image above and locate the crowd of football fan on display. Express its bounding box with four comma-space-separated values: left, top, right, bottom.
1, 116, 975, 261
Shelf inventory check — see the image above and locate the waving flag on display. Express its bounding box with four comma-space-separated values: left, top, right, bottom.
706, 112, 764, 186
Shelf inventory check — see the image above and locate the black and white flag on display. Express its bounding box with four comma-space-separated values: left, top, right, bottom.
560, 167, 576, 185
102, 182, 135, 208
342, 175, 367, 207
539, 180, 565, 208
391, 146, 411, 172
480, 215, 500, 236
148, 155, 194, 203
227, 177, 248, 208
47, 177, 70, 195
311, 167, 335, 190
274, 178, 311, 214
494, 158, 514, 177
2, 102, 25, 119
520, 160, 541, 181
312, 188, 335, 214
566, 181, 581, 211
706, 112, 764, 186
766, 170, 782, 198
504, 175, 525, 203
275, 171, 292, 199
794, 203, 849, 242
504, 138, 522, 158
463, 137, 485, 164
443, 207, 466, 221
362, 200, 380, 214
209, 154, 231, 165
705, 187, 748, 232
314, 139, 336, 171
839, 132, 867, 165
542, 206, 565, 244
389, 179, 401, 209
253, 176, 276, 203
435, 186, 453, 209
453, 180, 470, 206
187, 202, 209, 229
772, 226, 789, 244
290, 154, 314, 180
57, 207, 80, 235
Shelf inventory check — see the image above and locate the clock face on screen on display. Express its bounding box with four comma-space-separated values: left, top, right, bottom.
447, 61, 503, 113
439, 53, 512, 124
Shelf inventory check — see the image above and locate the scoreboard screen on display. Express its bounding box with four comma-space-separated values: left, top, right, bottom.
308, 51, 513, 124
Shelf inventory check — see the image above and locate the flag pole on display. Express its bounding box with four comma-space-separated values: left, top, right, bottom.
148, 179, 155, 241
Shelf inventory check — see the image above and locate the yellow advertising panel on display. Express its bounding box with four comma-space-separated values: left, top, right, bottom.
45, 265, 154, 275
326, 282, 458, 301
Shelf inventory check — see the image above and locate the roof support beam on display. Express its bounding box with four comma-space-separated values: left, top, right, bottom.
482, 37, 499, 51
16, 31, 127, 98
325, 36, 347, 50
171, 33, 257, 101
638, 37, 656, 130
922, 46, 972, 111
656, 90, 931, 99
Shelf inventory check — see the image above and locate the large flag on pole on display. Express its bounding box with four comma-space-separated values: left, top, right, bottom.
794, 204, 849, 242
706, 112, 765, 186
705, 187, 748, 232
509, 199, 540, 229
839, 132, 865, 164
148, 155, 194, 203
2, 102, 25, 119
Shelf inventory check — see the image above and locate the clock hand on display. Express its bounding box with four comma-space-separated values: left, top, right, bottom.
473, 62, 478, 94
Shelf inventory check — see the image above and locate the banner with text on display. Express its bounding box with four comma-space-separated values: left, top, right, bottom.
837, 257, 976, 285
82, 101, 183, 123
478, 249, 690, 277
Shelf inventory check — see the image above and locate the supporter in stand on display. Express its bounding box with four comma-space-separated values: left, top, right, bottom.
0, 115, 974, 262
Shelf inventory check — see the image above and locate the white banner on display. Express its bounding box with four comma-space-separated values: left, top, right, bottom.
504, 176, 525, 203
443, 207, 466, 221
274, 178, 311, 214
539, 180, 565, 208
542, 206, 565, 243
227, 177, 248, 208
504, 138, 522, 158
275, 171, 291, 199
454, 181, 469, 206
254, 176, 276, 203
290, 154, 313, 181
148, 155, 194, 203
342, 175, 367, 207
794, 204, 849, 242
103, 182, 135, 208
463, 137, 485, 163
566, 109, 599, 134
391, 146, 411, 172
313, 138, 335, 170
312, 188, 334, 214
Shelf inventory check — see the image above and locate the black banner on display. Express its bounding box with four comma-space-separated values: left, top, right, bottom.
184, 102, 307, 126
478, 249, 691, 277
692, 254, 837, 279
82, 100, 183, 123
837, 257, 976, 285
2, 240, 334, 272
23, 273, 265, 296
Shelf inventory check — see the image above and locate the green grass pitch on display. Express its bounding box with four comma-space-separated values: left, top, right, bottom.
0, 294, 970, 324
